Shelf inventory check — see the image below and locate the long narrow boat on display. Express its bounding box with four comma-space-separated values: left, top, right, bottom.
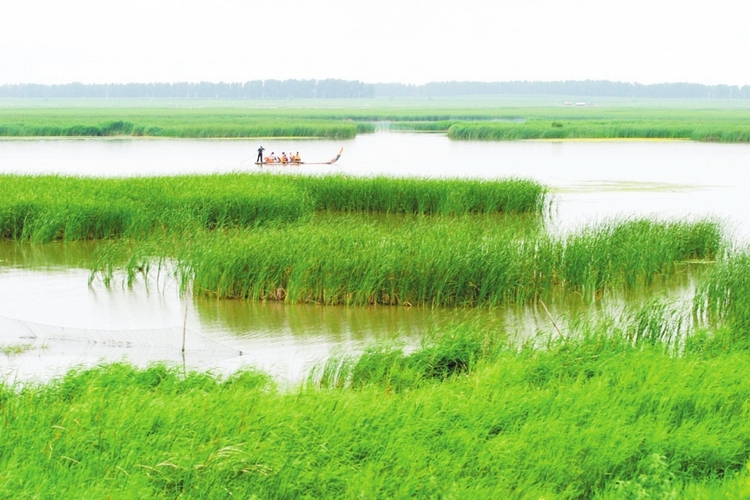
256, 147, 343, 166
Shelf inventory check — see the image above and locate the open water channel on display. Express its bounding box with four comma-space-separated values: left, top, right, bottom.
1, 132, 749, 383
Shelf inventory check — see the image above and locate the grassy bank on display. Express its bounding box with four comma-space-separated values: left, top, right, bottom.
0, 174, 547, 242
3, 309, 750, 498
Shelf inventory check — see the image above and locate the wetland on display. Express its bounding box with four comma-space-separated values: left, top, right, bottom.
2, 102, 750, 497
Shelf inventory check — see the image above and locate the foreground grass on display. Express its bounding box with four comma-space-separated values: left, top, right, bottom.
3, 311, 750, 498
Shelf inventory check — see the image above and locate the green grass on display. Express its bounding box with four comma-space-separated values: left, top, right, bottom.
293, 175, 548, 215
0, 108, 366, 139
102, 215, 719, 307
4, 309, 750, 498
3, 103, 750, 141
693, 251, 750, 349
0, 174, 312, 242
447, 119, 750, 142
0, 174, 547, 243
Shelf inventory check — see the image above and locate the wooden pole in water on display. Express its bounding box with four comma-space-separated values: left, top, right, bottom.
182, 285, 189, 354
540, 299, 566, 343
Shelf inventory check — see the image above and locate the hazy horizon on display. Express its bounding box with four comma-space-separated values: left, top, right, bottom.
3, 0, 749, 87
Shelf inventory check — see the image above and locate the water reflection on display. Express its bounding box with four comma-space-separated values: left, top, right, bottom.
0, 239, 702, 385
0, 241, 486, 383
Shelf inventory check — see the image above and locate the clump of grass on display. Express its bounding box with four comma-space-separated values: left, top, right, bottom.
171, 216, 720, 306
295, 175, 548, 215
315, 317, 503, 390
693, 251, 750, 349
559, 218, 722, 301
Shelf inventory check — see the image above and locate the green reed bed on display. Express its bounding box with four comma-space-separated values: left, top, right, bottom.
4, 314, 750, 498
447, 120, 750, 142
4, 103, 750, 140
0, 107, 365, 138
0, 119, 360, 139
292, 175, 548, 215
694, 251, 750, 347
0, 174, 311, 242
559, 219, 722, 301
168, 216, 720, 306
0, 175, 547, 242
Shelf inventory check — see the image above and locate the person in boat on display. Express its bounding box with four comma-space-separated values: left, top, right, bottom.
269, 152, 277, 163
292, 152, 301, 163
281, 152, 288, 164
256, 145, 265, 163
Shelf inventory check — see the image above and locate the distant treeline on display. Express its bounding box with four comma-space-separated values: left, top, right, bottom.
0, 80, 374, 99
2, 79, 750, 99
374, 81, 750, 99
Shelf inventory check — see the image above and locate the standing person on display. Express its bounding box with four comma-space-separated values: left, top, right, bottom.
256, 145, 265, 164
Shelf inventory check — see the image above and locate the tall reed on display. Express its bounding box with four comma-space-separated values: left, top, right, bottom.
693, 252, 750, 347
0, 174, 547, 242
294, 175, 548, 215
0, 174, 311, 242
447, 121, 750, 142
173, 216, 721, 306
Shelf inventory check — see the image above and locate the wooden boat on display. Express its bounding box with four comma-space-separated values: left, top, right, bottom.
256, 147, 343, 166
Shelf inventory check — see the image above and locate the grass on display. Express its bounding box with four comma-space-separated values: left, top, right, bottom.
293, 175, 548, 215
0, 174, 312, 242
0, 107, 369, 139
92, 215, 720, 307
693, 251, 750, 349
1, 101, 749, 497
4, 305, 750, 497
447, 119, 750, 142
0, 174, 547, 243
3, 103, 750, 142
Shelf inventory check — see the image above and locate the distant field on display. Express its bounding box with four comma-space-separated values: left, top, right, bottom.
2, 98, 750, 140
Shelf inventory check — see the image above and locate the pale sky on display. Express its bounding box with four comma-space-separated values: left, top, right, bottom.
1, 0, 749, 86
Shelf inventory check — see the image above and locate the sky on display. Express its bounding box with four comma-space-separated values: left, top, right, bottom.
1, 0, 749, 86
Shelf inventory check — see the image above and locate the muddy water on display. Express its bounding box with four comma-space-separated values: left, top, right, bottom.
1, 133, 747, 383
0, 242, 519, 384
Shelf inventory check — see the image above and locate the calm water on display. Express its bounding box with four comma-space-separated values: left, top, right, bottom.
1, 133, 748, 382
